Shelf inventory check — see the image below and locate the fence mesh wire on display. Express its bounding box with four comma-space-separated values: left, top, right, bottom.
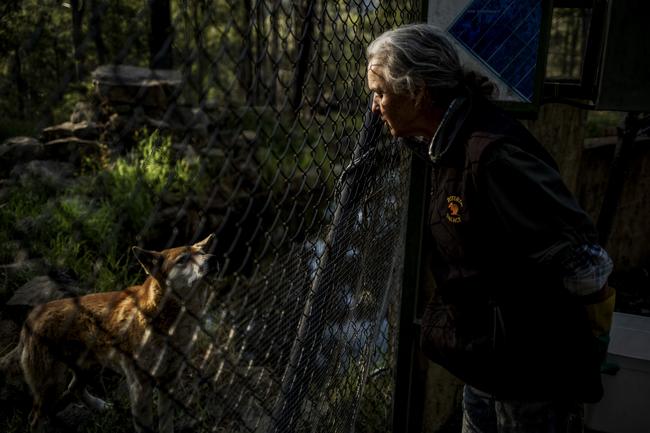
0, 1, 422, 432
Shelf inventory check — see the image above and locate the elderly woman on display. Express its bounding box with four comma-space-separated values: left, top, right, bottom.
367, 24, 615, 433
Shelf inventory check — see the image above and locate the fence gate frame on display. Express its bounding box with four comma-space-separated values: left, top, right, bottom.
391, 3, 435, 432
392, 151, 431, 433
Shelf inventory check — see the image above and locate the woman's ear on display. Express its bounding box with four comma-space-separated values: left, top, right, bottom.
414, 87, 429, 109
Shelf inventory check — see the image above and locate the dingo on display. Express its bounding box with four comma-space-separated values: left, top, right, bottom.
16, 234, 214, 432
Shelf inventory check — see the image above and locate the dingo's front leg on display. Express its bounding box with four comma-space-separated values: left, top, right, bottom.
122, 360, 154, 433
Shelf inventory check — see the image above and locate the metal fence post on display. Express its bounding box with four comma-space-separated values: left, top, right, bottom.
596, 112, 649, 247
391, 150, 431, 433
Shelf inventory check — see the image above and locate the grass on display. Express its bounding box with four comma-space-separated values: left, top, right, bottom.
0, 380, 135, 433
0, 128, 200, 293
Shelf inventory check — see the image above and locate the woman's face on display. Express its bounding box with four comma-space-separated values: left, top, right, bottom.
367, 65, 437, 138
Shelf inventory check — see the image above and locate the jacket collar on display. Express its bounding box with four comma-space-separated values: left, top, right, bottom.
428, 95, 473, 165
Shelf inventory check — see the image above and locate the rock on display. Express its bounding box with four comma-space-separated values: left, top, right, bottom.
10, 160, 75, 189
42, 137, 103, 165
92, 64, 182, 87
42, 121, 101, 142
201, 147, 226, 160
0, 136, 43, 155
92, 64, 182, 109
138, 106, 210, 139
6, 276, 68, 307
0, 134, 102, 174
0, 260, 48, 283
168, 106, 210, 138
171, 143, 199, 162
0, 136, 45, 176
0, 261, 49, 321
143, 116, 171, 130
70, 101, 100, 124
237, 130, 257, 145
0, 241, 27, 264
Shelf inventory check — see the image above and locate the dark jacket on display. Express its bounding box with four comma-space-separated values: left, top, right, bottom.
419, 95, 603, 402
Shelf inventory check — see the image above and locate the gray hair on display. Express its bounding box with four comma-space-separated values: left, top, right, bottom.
367, 24, 494, 101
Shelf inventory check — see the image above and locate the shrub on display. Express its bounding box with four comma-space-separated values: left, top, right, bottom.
0, 129, 199, 293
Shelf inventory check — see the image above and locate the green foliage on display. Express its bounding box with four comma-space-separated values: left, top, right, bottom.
312, 353, 392, 433
356, 368, 393, 433
51, 81, 95, 125
0, 386, 135, 433
585, 110, 624, 138
0, 0, 148, 129
0, 129, 198, 293
231, 107, 361, 194
0, 189, 47, 247
107, 129, 199, 227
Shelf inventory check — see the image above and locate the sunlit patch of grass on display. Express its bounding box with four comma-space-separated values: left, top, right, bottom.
0, 128, 198, 294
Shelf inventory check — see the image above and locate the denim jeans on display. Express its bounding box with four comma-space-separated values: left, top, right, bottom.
461, 385, 584, 433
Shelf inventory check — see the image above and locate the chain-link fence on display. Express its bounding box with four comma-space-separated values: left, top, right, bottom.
0, 1, 422, 432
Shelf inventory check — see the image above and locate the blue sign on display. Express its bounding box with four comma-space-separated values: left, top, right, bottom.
447, 0, 542, 102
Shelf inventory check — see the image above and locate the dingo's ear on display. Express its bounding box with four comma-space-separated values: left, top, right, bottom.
132, 247, 162, 275
193, 233, 215, 252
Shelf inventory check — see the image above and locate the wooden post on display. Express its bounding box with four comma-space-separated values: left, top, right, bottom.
596, 112, 644, 247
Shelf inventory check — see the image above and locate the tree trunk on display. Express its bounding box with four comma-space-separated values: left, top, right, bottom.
269, 0, 280, 107
193, 1, 206, 102
71, 0, 86, 80
291, 0, 316, 113
89, 0, 108, 64
310, 2, 327, 114
11, 49, 27, 119
255, 0, 265, 104
239, 0, 254, 104
149, 0, 173, 69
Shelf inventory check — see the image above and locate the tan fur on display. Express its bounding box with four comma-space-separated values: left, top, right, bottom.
18, 235, 214, 433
